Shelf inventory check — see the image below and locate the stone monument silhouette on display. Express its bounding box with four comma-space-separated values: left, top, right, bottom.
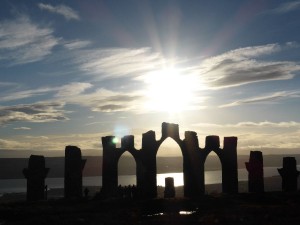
101, 122, 238, 198
245, 151, 264, 193
164, 177, 175, 198
23, 155, 49, 201
278, 157, 299, 192
64, 146, 86, 198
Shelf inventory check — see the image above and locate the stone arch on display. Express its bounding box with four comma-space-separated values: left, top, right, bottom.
203, 150, 223, 193
203, 149, 223, 165
156, 137, 185, 156
117, 150, 137, 186
100, 123, 238, 199
156, 137, 184, 197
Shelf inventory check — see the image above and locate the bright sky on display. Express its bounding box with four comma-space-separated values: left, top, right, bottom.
1, 0, 300, 157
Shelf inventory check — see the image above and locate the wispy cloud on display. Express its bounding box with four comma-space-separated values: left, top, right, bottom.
0, 82, 92, 102
219, 90, 300, 108
58, 88, 144, 112
268, 1, 300, 14
13, 127, 31, 130
0, 102, 69, 126
0, 138, 32, 150
0, 132, 108, 151
38, 3, 80, 21
194, 43, 300, 89
0, 15, 59, 65
0, 81, 144, 114
193, 121, 300, 129
0, 87, 56, 102
73, 48, 165, 79
85, 121, 112, 126
192, 121, 300, 152
0, 82, 18, 87
55, 82, 93, 97
69, 43, 300, 91
63, 40, 91, 50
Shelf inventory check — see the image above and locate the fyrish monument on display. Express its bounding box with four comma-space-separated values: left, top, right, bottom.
100, 122, 238, 198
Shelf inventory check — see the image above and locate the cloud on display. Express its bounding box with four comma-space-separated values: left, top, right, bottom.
73, 48, 164, 79
70, 43, 300, 91
191, 121, 300, 153
219, 90, 300, 108
195, 43, 300, 89
0, 81, 145, 115
13, 127, 31, 130
235, 121, 300, 128
38, 3, 80, 21
63, 40, 91, 50
237, 129, 300, 151
192, 121, 300, 129
0, 82, 93, 102
55, 82, 93, 97
0, 87, 56, 102
0, 82, 18, 87
268, 1, 300, 14
0, 132, 108, 151
0, 15, 59, 65
58, 88, 144, 112
0, 102, 69, 126
0, 138, 32, 150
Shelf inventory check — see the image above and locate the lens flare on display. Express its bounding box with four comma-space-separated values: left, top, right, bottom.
112, 137, 119, 144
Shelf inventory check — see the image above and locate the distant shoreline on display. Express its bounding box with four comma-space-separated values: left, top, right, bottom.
1, 155, 300, 179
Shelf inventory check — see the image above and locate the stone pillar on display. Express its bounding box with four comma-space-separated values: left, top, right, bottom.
101, 136, 119, 197
222, 137, 238, 194
23, 155, 49, 201
140, 131, 157, 198
184, 131, 202, 197
245, 151, 264, 193
164, 177, 175, 198
64, 146, 86, 198
278, 157, 300, 192
161, 122, 180, 140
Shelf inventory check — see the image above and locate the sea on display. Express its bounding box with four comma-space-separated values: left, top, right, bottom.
1, 166, 297, 195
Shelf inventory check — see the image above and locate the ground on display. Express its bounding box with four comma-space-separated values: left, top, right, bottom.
1, 192, 300, 225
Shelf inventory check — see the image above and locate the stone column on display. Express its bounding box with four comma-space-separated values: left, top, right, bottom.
222, 137, 238, 194
64, 146, 86, 198
164, 177, 175, 198
23, 155, 49, 201
278, 157, 299, 192
183, 131, 202, 197
140, 130, 158, 198
245, 151, 264, 193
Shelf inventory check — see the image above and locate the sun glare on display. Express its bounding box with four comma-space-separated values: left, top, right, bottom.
144, 67, 198, 113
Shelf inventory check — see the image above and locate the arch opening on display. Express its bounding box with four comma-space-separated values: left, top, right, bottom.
117, 151, 136, 187
156, 137, 184, 198
204, 151, 222, 194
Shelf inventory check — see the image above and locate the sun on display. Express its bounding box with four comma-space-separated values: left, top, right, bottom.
143, 67, 198, 113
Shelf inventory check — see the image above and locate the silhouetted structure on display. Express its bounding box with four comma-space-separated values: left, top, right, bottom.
64, 146, 86, 198
84, 187, 89, 198
101, 122, 238, 198
245, 151, 264, 193
278, 157, 299, 192
23, 155, 49, 201
164, 177, 175, 198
